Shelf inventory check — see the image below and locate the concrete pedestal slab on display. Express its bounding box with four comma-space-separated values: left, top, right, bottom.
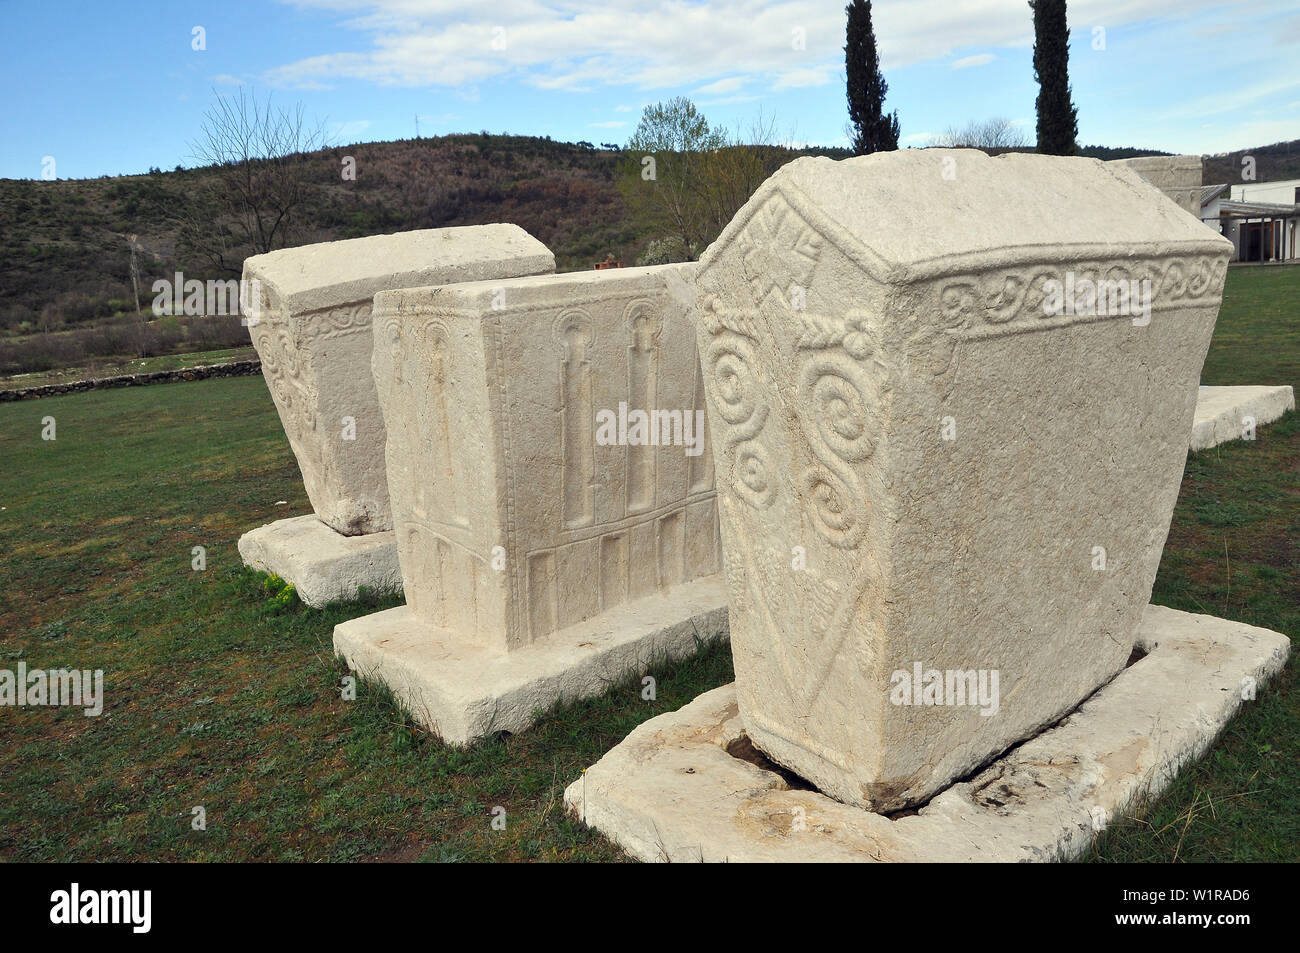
1191, 385, 1293, 450
238, 515, 400, 607
564, 604, 1289, 863
334, 575, 729, 745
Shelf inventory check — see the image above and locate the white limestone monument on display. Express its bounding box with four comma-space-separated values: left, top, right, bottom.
691, 150, 1231, 810
565, 150, 1289, 861
237, 225, 555, 606
332, 263, 728, 743
1111, 154, 1203, 219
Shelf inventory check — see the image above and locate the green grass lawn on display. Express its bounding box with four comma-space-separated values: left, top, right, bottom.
0, 265, 1294, 862
1200, 265, 1299, 391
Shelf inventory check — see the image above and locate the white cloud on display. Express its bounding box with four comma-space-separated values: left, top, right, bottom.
951, 53, 995, 70
773, 67, 833, 89
264, 0, 1230, 94
695, 76, 746, 96
1159, 74, 1300, 121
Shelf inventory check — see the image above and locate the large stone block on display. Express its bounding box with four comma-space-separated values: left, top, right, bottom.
1191, 384, 1294, 450
243, 225, 555, 536
566, 607, 1290, 862
692, 150, 1233, 811
333, 264, 728, 742
1111, 155, 1203, 219
237, 514, 401, 608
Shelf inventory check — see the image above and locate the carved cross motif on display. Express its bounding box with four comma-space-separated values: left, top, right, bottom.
738, 198, 822, 307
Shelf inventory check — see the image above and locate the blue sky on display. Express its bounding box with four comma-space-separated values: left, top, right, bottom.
2, 0, 1298, 180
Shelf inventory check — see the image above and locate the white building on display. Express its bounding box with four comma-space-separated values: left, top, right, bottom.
1201, 178, 1300, 262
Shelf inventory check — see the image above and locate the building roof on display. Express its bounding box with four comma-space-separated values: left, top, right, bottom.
1238, 177, 1300, 190
1217, 199, 1300, 218
1201, 184, 1228, 208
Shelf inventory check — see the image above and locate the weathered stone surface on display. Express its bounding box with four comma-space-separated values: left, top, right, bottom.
334, 579, 728, 745
1191, 385, 1294, 450
333, 263, 727, 742
243, 225, 554, 536
564, 605, 1289, 862
1110, 155, 1203, 219
237, 514, 400, 607
691, 150, 1233, 810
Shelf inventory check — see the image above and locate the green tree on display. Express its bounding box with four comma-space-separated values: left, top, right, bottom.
1030, 0, 1079, 155
620, 99, 790, 259
619, 97, 726, 257
845, 0, 899, 155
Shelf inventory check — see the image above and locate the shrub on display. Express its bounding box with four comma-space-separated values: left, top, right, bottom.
636, 235, 691, 266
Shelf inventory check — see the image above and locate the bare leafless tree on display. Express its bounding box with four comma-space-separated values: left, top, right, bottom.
181, 88, 328, 276
125, 233, 142, 314
928, 117, 1029, 150
699, 109, 789, 244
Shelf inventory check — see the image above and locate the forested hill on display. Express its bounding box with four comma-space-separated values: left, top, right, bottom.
1, 135, 640, 332
3, 133, 1295, 334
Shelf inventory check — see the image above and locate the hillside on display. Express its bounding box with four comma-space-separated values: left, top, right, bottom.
0, 133, 863, 335
1203, 138, 1300, 186
3, 133, 1296, 337
0, 135, 641, 334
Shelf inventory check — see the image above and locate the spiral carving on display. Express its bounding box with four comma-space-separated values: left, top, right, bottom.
936, 255, 1226, 336
734, 444, 777, 509
708, 336, 770, 447
255, 323, 314, 431
798, 355, 874, 548
807, 366, 876, 463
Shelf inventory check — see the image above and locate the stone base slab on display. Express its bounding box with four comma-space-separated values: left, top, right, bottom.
1192, 385, 1294, 450
333, 575, 729, 745
237, 515, 401, 607
564, 604, 1289, 862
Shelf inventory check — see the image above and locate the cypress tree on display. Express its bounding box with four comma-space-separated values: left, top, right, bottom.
1031, 0, 1079, 155
845, 0, 899, 155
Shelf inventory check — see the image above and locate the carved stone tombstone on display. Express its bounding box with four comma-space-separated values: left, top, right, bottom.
690, 150, 1233, 811
237, 225, 554, 606
1111, 155, 1203, 219
332, 263, 728, 743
